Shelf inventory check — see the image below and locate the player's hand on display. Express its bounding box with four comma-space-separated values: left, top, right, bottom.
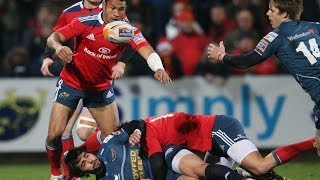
112, 61, 125, 79
129, 129, 141, 146
55, 46, 73, 63
40, 58, 54, 76
207, 41, 226, 62
154, 69, 172, 84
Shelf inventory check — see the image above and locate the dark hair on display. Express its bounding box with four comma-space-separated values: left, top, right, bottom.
64, 147, 90, 178
270, 0, 303, 20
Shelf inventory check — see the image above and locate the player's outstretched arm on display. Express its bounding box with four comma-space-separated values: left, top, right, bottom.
137, 45, 172, 84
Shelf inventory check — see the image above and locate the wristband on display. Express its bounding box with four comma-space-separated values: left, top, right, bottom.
147, 53, 164, 72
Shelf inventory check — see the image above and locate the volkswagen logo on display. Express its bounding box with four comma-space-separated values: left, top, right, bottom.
98, 47, 111, 54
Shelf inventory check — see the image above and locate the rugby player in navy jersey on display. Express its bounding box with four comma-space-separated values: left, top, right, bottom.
45, 0, 172, 179
64, 126, 246, 180
208, 0, 320, 157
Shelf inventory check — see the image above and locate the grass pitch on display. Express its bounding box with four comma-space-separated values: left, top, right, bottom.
0, 151, 319, 180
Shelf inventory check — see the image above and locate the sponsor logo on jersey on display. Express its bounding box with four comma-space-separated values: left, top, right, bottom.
86, 33, 96, 41
234, 134, 247, 141
84, 47, 118, 60
130, 149, 144, 179
287, 30, 313, 41
106, 90, 114, 98
264, 32, 278, 42
133, 33, 145, 44
98, 47, 111, 54
255, 32, 278, 55
119, 28, 133, 37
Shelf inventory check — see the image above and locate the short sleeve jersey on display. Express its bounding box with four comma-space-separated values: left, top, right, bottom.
54, 1, 102, 31
144, 112, 216, 157
254, 20, 320, 104
56, 12, 149, 91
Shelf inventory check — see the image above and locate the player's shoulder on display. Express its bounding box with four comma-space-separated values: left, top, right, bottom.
77, 12, 101, 26
63, 1, 83, 13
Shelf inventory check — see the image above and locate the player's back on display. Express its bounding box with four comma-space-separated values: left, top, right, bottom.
276, 20, 320, 103
98, 132, 153, 179
145, 112, 215, 151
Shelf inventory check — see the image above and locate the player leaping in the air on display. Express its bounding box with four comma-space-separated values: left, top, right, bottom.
208, 0, 320, 157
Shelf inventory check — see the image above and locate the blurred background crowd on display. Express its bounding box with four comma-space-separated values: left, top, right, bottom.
0, 0, 320, 85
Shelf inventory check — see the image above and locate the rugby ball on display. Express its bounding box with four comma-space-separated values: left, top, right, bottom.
103, 20, 134, 44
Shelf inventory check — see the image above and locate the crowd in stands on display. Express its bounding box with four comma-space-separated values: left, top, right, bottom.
0, 0, 320, 84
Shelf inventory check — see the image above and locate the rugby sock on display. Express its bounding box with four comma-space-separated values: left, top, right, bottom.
61, 133, 74, 179
46, 143, 62, 176
272, 138, 315, 164
205, 164, 246, 180
79, 130, 102, 153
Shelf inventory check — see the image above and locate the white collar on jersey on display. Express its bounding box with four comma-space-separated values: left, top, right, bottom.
98, 11, 104, 25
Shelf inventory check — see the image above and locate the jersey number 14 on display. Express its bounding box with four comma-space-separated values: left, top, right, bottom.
296, 38, 320, 65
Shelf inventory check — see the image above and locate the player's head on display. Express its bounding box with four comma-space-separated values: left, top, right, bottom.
64, 147, 104, 178
267, 0, 303, 28
86, 0, 103, 6
102, 0, 127, 23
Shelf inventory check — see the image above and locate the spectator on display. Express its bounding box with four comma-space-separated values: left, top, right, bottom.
2, 47, 30, 77
224, 9, 260, 51
126, 0, 154, 44
156, 37, 183, 79
171, 10, 209, 76
207, 4, 236, 44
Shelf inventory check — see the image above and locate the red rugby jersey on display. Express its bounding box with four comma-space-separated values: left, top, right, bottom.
144, 112, 216, 157
57, 12, 149, 91
54, 1, 102, 31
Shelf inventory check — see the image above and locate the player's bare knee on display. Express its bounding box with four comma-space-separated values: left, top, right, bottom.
77, 128, 93, 141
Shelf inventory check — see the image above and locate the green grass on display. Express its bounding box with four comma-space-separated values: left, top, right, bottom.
0, 164, 95, 180
0, 153, 319, 180
275, 162, 320, 180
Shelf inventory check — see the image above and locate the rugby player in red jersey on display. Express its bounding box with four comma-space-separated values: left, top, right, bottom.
45, 0, 172, 179
125, 112, 315, 180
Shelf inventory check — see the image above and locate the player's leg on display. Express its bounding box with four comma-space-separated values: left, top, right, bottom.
164, 145, 246, 180
312, 105, 320, 156
46, 79, 81, 179
84, 86, 119, 140
272, 137, 315, 164
47, 102, 75, 179
76, 106, 97, 141
210, 115, 278, 176
61, 100, 84, 180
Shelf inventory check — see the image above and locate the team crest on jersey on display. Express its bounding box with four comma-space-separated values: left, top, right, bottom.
59, 92, 69, 99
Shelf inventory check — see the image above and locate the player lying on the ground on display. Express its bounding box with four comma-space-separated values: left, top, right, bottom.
64, 127, 247, 180
125, 112, 315, 179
